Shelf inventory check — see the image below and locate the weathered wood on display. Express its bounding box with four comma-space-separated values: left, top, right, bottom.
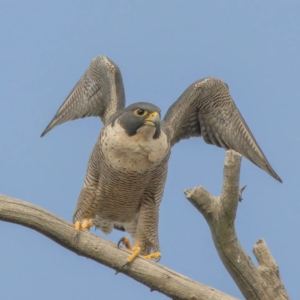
0, 194, 237, 300
185, 150, 289, 300
0, 150, 289, 299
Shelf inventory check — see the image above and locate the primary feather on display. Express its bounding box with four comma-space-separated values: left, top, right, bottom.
162, 77, 282, 182
41, 55, 282, 259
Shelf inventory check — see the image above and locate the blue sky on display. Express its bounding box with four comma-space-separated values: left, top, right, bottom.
1, 1, 299, 299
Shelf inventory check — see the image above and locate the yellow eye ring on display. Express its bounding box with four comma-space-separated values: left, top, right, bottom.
134, 109, 147, 117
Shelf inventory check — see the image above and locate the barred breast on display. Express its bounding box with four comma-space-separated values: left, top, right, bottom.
74, 121, 170, 237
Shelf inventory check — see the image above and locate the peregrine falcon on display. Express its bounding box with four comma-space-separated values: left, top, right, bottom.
41, 56, 281, 266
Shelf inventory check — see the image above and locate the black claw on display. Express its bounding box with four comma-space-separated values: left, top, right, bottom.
120, 261, 129, 269
73, 231, 79, 243
156, 256, 161, 263
117, 237, 126, 248
115, 260, 129, 275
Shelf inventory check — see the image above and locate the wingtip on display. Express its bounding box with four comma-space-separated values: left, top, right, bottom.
267, 165, 283, 183
40, 126, 51, 138
270, 170, 283, 183
40, 119, 56, 137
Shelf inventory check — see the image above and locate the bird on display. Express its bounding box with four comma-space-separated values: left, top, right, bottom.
41, 55, 282, 267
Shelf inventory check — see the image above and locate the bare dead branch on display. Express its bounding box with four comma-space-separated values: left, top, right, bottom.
0, 194, 238, 300
0, 150, 290, 299
185, 150, 289, 300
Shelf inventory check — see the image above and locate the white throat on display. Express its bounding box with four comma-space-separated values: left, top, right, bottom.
136, 124, 157, 140
100, 121, 169, 173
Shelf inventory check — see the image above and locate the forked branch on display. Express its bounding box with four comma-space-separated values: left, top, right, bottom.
0, 150, 289, 299
185, 150, 289, 300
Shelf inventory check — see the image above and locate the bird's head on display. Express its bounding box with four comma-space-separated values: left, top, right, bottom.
117, 102, 161, 139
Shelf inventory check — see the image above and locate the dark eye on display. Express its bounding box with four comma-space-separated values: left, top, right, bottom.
135, 109, 146, 116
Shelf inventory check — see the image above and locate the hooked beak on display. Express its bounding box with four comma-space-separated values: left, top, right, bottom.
144, 111, 160, 127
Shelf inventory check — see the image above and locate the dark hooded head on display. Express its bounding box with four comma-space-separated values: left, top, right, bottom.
116, 102, 161, 139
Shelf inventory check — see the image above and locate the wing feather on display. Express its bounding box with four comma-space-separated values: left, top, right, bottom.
41, 56, 125, 137
162, 77, 282, 182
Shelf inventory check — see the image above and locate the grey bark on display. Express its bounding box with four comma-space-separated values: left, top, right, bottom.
185, 150, 289, 300
0, 150, 289, 299
0, 193, 237, 300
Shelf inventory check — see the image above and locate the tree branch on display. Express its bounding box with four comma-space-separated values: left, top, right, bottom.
1, 150, 290, 299
185, 150, 290, 300
0, 194, 237, 300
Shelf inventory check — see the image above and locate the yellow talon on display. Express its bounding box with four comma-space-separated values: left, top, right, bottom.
117, 236, 161, 272
74, 221, 81, 231
81, 219, 94, 230
117, 236, 133, 250
118, 246, 141, 269
117, 237, 142, 269
126, 246, 141, 264
143, 252, 161, 262
73, 219, 94, 242
74, 219, 94, 231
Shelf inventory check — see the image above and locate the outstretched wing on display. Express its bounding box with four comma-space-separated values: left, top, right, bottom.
41, 56, 125, 137
162, 77, 282, 182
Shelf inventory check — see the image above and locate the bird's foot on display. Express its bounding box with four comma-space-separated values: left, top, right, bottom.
73, 219, 94, 241
119, 246, 141, 269
117, 236, 133, 250
117, 236, 141, 271
143, 252, 161, 262
116, 237, 161, 274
